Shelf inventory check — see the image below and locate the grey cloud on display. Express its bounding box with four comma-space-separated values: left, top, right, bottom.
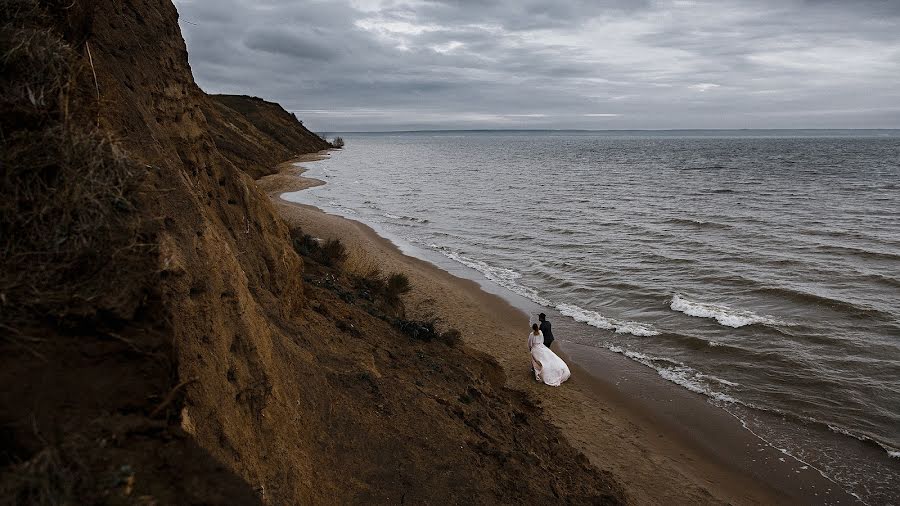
244, 29, 340, 61
173, 0, 900, 131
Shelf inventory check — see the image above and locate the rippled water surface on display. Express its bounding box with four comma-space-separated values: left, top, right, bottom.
285, 131, 900, 502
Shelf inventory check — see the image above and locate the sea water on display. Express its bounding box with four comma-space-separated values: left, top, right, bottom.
284, 130, 900, 503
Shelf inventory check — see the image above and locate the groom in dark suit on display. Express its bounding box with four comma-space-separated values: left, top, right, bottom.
538, 313, 554, 349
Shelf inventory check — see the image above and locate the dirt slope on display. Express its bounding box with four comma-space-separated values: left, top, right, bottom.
1, 1, 626, 504
203, 95, 331, 179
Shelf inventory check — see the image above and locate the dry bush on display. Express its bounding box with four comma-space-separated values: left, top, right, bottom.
330, 136, 345, 148
0, 445, 82, 506
395, 317, 461, 346
0, 1, 153, 328
319, 238, 347, 267
1, 125, 150, 324
385, 272, 411, 300
350, 269, 411, 303
290, 229, 347, 268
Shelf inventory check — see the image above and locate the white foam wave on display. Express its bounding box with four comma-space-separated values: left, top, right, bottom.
326, 200, 358, 215
828, 424, 900, 461
383, 212, 429, 223
658, 368, 739, 403
605, 345, 738, 403
670, 294, 781, 328
556, 303, 660, 337
433, 248, 552, 306
431, 248, 660, 337
696, 372, 739, 387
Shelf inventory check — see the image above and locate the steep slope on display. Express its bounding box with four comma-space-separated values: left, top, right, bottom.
203, 95, 330, 179
0, 1, 626, 504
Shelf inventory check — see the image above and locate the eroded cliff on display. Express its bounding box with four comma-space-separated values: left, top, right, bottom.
0, 1, 625, 504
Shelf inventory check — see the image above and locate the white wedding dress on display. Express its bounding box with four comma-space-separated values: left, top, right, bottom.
528, 331, 570, 386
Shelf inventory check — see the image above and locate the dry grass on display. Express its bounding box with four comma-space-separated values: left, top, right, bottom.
1, 125, 151, 325
1, 0, 154, 328
0, 446, 80, 506
343, 246, 382, 277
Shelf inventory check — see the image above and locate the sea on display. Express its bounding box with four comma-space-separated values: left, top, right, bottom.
283, 130, 900, 504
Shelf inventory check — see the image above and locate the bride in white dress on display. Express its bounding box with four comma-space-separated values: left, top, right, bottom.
528, 323, 571, 386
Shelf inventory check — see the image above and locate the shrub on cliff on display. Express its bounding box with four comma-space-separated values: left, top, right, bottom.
395, 318, 462, 346
290, 229, 347, 268
351, 269, 411, 304
385, 273, 411, 300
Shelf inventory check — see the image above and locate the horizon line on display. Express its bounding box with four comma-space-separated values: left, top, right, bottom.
321, 127, 900, 134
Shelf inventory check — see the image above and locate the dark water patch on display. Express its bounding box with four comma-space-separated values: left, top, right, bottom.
859, 272, 900, 289
638, 252, 697, 265
751, 285, 895, 321
684, 164, 727, 170
814, 244, 900, 263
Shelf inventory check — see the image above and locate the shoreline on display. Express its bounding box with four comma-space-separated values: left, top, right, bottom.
260, 154, 859, 505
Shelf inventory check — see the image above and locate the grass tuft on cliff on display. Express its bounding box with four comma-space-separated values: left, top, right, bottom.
0, 1, 153, 329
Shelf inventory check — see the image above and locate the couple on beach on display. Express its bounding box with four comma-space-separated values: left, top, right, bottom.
528, 313, 571, 386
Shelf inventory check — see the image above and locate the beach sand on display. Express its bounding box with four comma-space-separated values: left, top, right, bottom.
258, 155, 858, 505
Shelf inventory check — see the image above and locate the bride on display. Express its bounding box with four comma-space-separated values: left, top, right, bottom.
528, 323, 571, 386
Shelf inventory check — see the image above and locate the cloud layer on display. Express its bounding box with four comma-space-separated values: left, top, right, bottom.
174, 0, 900, 131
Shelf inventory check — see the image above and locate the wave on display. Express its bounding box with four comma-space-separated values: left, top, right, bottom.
826, 424, 900, 463
326, 200, 358, 214
750, 286, 895, 321
430, 247, 659, 337
670, 294, 784, 328
557, 303, 660, 337
815, 244, 900, 262
431, 247, 552, 306
685, 165, 726, 170
606, 345, 738, 403
610, 340, 900, 473
664, 217, 733, 229
383, 212, 429, 224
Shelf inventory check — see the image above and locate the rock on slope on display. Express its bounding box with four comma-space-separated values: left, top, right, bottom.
0, 1, 625, 504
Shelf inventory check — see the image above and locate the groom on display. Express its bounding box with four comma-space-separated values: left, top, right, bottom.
538, 313, 554, 349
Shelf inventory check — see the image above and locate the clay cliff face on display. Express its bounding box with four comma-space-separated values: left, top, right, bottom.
1, 1, 625, 504
203, 95, 331, 179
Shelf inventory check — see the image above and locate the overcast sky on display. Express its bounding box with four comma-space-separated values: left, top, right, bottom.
174, 0, 900, 131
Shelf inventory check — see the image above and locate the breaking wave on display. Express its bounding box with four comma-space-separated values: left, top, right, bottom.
607, 345, 738, 403
557, 303, 660, 337
670, 294, 784, 328
431, 247, 658, 337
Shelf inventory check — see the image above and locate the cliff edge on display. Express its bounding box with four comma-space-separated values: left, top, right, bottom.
203, 94, 330, 179
0, 1, 624, 504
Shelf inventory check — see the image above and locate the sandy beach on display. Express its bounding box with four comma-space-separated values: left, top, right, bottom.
259, 154, 860, 505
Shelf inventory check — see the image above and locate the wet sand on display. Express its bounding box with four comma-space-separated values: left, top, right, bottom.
258, 154, 860, 505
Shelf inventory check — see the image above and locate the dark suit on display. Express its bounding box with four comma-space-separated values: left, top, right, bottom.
539, 320, 554, 349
